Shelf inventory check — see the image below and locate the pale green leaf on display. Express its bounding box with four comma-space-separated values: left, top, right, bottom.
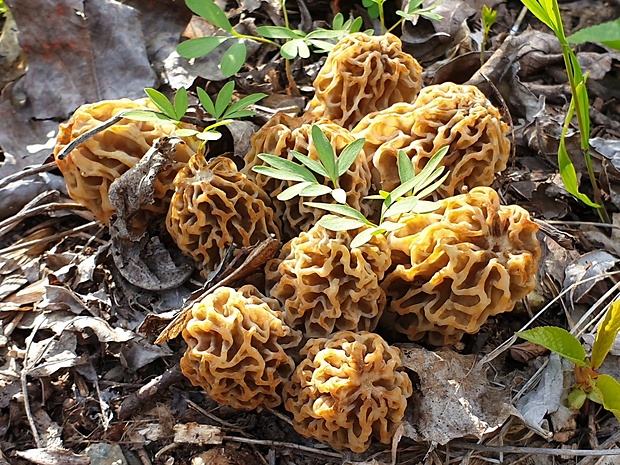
215, 81, 235, 120
516, 327, 588, 366
306, 29, 346, 40
256, 153, 317, 182
281, 38, 310, 59
384, 196, 419, 219
336, 138, 365, 177
174, 87, 189, 119
559, 132, 599, 208
415, 171, 450, 199
177, 36, 229, 58
304, 202, 371, 223
595, 374, 620, 420
277, 181, 313, 201
174, 128, 200, 137
319, 215, 367, 231
567, 388, 587, 410
411, 199, 442, 214
350, 227, 379, 248
332, 13, 344, 29
252, 165, 308, 182
185, 0, 233, 32
291, 150, 330, 178
197, 87, 216, 118
410, 146, 449, 194
591, 301, 620, 370
222, 92, 267, 119
196, 131, 222, 141
311, 125, 337, 182
568, 19, 620, 50
331, 188, 347, 204
378, 221, 406, 232
220, 41, 246, 77
144, 88, 177, 120
121, 110, 174, 123
256, 25, 301, 39
300, 184, 335, 197
398, 150, 415, 184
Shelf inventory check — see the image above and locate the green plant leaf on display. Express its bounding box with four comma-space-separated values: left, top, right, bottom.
311, 125, 338, 183
558, 129, 600, 208
416, 170, 449, 199
177, 36, 229, 58
333, 13, 344, 29
411, 199, 442, 214
256, 154, 318, 182
185, 0, 233, 32
516, 327, 588, 366
595, 374, 620, 420
144, 88, 177, 120
277, 181, 313, 201
377, 221, 406, 232
318, 215, 367, 231
307, 39, 337, 53
306, 29, 347, 40
291, 151, 330, 179
196, 131, 223, 141
406, 0, 425, 12
252, 165, 309, 182
222, 92, 267, 119
197, 87, 216, 118
331, 188, 347, 204
223, 109, 255, 119
256, 25, 302, 39
281, 38, 310, 59
174, 87, 189, 119
567, 388, 587, 410
220, 41, 246, 77
567, 18, 620, 50
304, 202, 371, 224
350, 227, 380, 248
362, 0, 380, 19
121, 110, 175, 123
214, 81, 235, 120
174, 128, 200, 137
383, 196, 419, 219
300, 184, 333, 197
336, 138, 365, 177
520, 0, 558, 34
591, 301, 620, 370
410, 146, 449, 195
349, 17, 364, 33
398, 150, 415, 184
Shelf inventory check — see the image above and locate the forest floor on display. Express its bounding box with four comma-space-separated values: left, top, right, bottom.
1, 0, 620, 464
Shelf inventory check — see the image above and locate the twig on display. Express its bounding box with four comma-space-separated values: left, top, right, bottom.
21, 317, 46, 448
55, 114, 127, 161
510, 6, 529, 35
0, 221, 100, 255
450, 442, 620, 457
0, 162, 57, 190
118, 365, 185, 420
185, 398, 248, 435
0, 201, 86, 239
222, 435, 342, 459
578, 430, 620, 465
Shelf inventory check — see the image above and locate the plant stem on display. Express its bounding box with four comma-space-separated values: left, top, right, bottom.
280, 0, 290, 29
284, 59, 300, 96
378, 2, 386, 33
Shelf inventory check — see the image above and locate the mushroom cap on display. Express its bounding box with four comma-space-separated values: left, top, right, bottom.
243, 114, 372, 239
54, 98, 196, 224
381, 186, 541, 346
283, 331, 413, 453
181, 285, 302, 410
266, 223, 391, 338
166, 154, 281, 277
352, 83, 510, 196
306, 32, 423, 130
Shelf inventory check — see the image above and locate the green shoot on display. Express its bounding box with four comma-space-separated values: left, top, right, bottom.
307, 147, 449, 248
252, 125, 366, 204
480, 5, 498, 66
122, 84, 266, 145
516, 300, 620, 420
178, 0, 362, 78
520, 0, 609, 222
362, 0, 443, 34
568, 18, 620, 50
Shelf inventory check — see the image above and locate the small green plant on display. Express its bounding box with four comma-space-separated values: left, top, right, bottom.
0, 0, 7, 16
254, 125, 448, 247
123, 83, 267, 144
480, 5, 497, 66
567, 18, 620, 50
252, 125, 366, 204
516, 301, 620, 421
362, 0, 443, 34
177, 0, 362, 78
520, 0, 609, 222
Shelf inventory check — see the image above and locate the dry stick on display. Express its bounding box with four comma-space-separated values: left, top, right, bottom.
55, 114, 127, 161
0, 162, 57, 190
579, 430, 620, 465
0, 201, 86, 237
450, 442, 620, 457
0, 220, 100, 255
20, 317, 46, 448
223, 435, 343, 459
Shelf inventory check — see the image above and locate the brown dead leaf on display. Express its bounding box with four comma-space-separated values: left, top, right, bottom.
14, 448, 89, 465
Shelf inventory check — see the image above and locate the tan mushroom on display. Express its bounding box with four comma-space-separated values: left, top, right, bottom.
181, 285, 302, 410
381, 187, 541, 346
283, 331, 413, 453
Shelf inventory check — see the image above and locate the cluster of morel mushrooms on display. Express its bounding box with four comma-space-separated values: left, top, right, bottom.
53, 33, 542, 453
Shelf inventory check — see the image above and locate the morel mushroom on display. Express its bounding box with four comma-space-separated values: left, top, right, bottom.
266, 223, 391, 338
283, 331, 412, 453
181, 285, 302, 410
243, 114, 372, 239
167, 155, 281, 277
306, 32, 423, 130
352, 83, 510, 196
381, 187, 541, 346
54, 99, 197, 224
